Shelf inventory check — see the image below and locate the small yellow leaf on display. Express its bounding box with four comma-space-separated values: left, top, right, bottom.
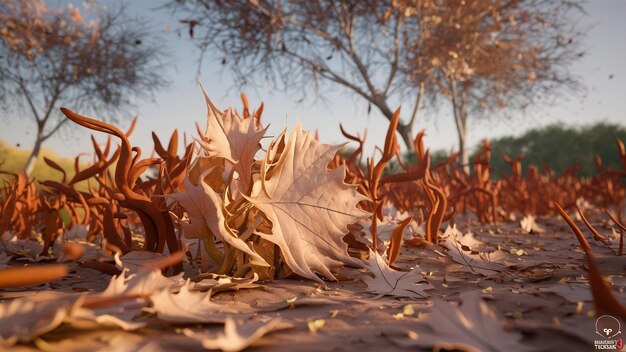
329, 310, 339, 318
403, 304, 415, 316
587, 310, 596, 318
482, 287, 493, 293
510, 248, 525, 256
286, 297, 298, 303
576, 301, 584, 315
307, 319, 325, 333
392, 313, 404, 320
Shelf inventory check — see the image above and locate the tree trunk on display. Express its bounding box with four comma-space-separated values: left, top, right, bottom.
23, 133, 44, 177
449, 78, 470, 174
455, 123, 468, 172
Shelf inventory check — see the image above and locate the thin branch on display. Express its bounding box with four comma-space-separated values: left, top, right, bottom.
383, 15, 401, 96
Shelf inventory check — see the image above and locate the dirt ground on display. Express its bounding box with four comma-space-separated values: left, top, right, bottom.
1, 213, 623, 351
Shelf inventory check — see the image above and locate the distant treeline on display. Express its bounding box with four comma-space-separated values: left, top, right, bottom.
435, 122, 626, 178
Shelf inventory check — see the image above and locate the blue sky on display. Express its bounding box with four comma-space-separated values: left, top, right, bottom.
3, 0, 626, 159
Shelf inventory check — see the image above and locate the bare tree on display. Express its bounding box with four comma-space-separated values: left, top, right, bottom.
399, 0, 585, 168
170, 0, 584, 169
0, 0, 168, 175
169, 0, 425, 150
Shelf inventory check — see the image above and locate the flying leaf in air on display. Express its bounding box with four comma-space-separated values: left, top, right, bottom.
183, 317, 292, 352
390, 291, 533, 352
360, 250, 431, 299
248, 123, 370, 284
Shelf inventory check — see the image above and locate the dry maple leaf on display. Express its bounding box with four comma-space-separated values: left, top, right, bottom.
71, 301, 147, 331
183, 317, 292, 352
391, 291, 532, 352
359, 250, 431, 299
100, 268, 174, 297
167, 175, 268, 267
248, 123, 370, 284
198, 84, 267, 194
148, 281, 252, 324
441, 226, 507, 276
0, 293, 84, 347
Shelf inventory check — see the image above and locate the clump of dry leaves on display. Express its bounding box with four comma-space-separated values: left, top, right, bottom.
1, 88, 625, 351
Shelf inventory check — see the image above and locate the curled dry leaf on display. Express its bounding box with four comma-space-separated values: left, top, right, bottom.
249, 123, 370, 284
0, 264, 68, 289
183, 317, 292, 352
167, 175, 268, 267
55, 240, 107, 263
390, 291, 532, 352
0, 293, 84, 347
520, 215, 545, 234
198, 86, 268, 194
192, 273, 261, 294
60, 242, 85, 261
360, 250, 431, 299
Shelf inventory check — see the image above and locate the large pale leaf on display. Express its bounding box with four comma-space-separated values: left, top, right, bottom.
360, 250, 431, 299
183, 317, 292, 352
198, 85, 267, 194
167, 175, 268, 267
0, 292, 84, 347
248, 124, 370, 283
391, 291, 532, 351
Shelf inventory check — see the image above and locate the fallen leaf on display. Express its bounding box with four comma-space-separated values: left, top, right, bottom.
100, 269, 174, 297
192, 273, 261, 294
390, 291, 533, 351
441, 226, 507, 276
0, 293, 84, 347
254, 296, 340, 312
70, 300, 147, 331
539, 283, 593, 303
115, 251, 167, 272
359, 250, 431, 299
249, 124, 370, 284
183, 317, 292, 352
148, 281, 251, 323
307, 319, 325, 333
520, 215, 544, 234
